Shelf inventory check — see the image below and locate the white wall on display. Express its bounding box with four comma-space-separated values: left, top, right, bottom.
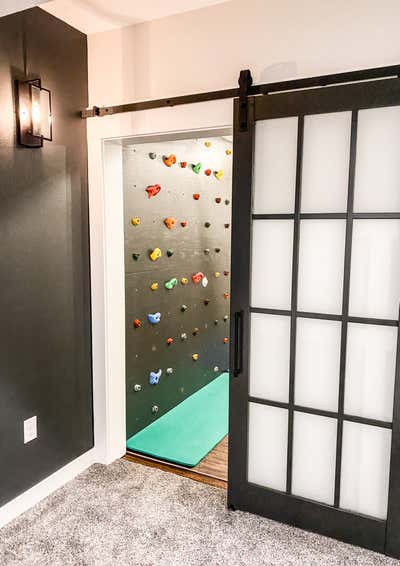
87, 0, 400, 464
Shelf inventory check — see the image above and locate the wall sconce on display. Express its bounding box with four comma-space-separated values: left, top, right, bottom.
17, 79, 52, 148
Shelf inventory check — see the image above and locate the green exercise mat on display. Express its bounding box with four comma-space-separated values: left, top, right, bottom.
126, 372, 229, 467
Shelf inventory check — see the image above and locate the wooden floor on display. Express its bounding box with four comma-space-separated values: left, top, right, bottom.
125, 435, 228, 489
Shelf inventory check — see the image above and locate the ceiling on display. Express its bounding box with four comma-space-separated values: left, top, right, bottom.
42, 0, 229, 34
0, 0, 49, 17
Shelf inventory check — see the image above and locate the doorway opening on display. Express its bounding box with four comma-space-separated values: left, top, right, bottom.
103, 128, 233, 486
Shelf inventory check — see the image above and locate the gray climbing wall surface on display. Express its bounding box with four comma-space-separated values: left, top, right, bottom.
123, 132, 232, 437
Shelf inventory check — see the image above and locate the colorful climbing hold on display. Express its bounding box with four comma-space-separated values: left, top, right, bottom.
204, 248, 210, 255
163, 154, 177, 167
204, 169, 212, 176
132, 253, 140, 261
223, 293, 229, 299
224, 223, 230, 229
181, 277, 188, 285
131, 217, 140, 226
134, 384, 142, 392
181, 332, 187, 341
152, 405, 159, 414
202, 276, 209, 288
193, 193, 200, 200
149, 247, 162, 261
181, 305, 188, 312
164, 217, 177, 229
167, 249, 174, 257
166, 337, 174, 346
180, 220, 187, 228
204, 222, 211, 228
192, 163, 202, 174
204, 299, 210, 306
213, 366, 220, 373
147, 312, 161, 324
214, 170, 224, 181
149, 152, 157, 159
133, 319, 141, 328
223, 337, 229, 344
204, 141, 212, 147
192, 272, 204, 285
192, 353, 199, 361
165, 277, 178, 290
214, 319, 219, 325
150, 282, 159, 291
224, 270, 229, 276
225, 199, 230, 205
226, 149, 232, 155
223, 315, 229, 322
180, 161, 187, 168
166, 368, 174, 375
214, 271, 221, 278
145, 184, 161, 198
192, 328, 199, 336
149, 369, 162, 385
215, 197, 221, 204
215, 247, 221, 253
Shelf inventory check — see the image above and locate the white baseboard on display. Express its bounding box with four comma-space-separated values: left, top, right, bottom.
0, 448, 97, 529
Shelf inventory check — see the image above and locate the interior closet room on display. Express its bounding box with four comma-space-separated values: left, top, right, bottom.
104, 129, 233, 483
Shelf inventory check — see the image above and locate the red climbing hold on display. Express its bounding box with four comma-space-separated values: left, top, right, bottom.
181, 220, 188, 228
192, 272, 204, 285
215, 197, 221, 203
134, 319, 141, 328
224, 270, 230, 276
224, 223, 230, 228
163, 155, 177, 167
204, 169, 212, 176
180, 161, 187, 168
193, 193, 200, 200
167, 337, 174, 345
146, 184, 161, 199
223, 337, 229, 344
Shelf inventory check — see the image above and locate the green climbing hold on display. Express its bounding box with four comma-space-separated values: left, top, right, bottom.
132, 253, 140, 261
167, 249, 174, 257
165, 278, 178, 290
192, 162, 202, 174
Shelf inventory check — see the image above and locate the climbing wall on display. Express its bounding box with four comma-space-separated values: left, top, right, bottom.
123, 133, 232, 437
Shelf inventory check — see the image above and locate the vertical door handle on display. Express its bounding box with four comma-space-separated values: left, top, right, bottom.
234, 310, 244, 377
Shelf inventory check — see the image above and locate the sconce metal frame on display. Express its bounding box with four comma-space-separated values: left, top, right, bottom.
16, 78, 52, 148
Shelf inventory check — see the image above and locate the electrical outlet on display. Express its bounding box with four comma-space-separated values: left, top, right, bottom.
24, 416, 37, 444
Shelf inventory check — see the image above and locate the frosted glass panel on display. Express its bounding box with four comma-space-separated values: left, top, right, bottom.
295, 318, 341, 411
344, 323, 397, 422
349, 220, 400, 319
248, 403, 288, 491
250, 313, 290, 402
253, 117, 298, 213
301, 112, 351, 213
354, 106, 400, 212
340, 422, 391, 519
292, 412, 337, 505
298, 220, 346, 314
251, 220, 294, 309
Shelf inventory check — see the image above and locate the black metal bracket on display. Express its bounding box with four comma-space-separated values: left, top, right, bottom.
238, 69, 253, 132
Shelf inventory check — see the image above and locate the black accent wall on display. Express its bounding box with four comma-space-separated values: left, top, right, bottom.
0, 8, 93, 505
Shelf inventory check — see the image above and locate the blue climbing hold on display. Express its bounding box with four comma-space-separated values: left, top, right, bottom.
147, 312, 161, 324
149, 369, 162, 385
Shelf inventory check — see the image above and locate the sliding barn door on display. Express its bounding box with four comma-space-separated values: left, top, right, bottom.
228, 78, 400, 557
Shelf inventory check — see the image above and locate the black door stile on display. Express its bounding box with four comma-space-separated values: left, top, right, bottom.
228, 76, 400, 557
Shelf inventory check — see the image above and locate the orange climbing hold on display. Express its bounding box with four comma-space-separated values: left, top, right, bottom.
164, 217, 177, 229
163, 154, 177, 167
223, 292, 229, 299
204, 169, 212, 176
134, 319, 141, 328
193, 193, 200, 200
223, 337, 229, 344
167, 337, 174, 346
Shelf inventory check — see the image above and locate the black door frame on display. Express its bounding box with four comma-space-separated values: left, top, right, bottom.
228, 76, 400, 558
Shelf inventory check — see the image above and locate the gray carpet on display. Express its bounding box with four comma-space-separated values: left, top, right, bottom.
0, 459, 398, 566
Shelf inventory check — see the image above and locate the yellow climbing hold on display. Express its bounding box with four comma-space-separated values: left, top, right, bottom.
204, 141, 212, 147
192, 353, 199, 361
150, 282, 158, 291
214, 271, 221, 278
226, 149, 232, 155
131, 217, 140, 226
149, 247, 162, 261
214, 170, 224, 181
181, 277, 188, 285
